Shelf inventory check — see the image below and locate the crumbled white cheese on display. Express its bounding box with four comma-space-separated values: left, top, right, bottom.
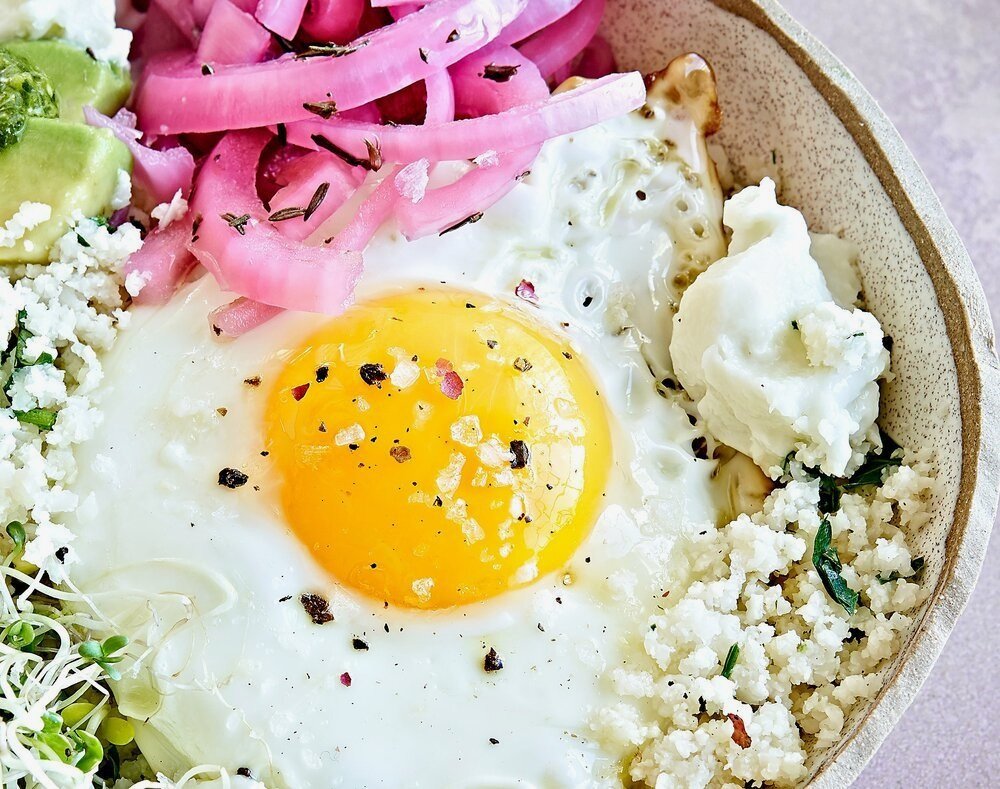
669, 179, 889, 478
389, 359, 420, 389
0, 0, 132, 66
124, 270, 151, 298
0, 202, 52, 249
1, 216, 140, 577
334, 424, 365, 446
111, 169, 133, 211
449, 415, 483, 447
150, 190, 189, 228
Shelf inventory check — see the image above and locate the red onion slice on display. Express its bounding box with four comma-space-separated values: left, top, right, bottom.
136, 0, 528, 134
209, 297, 284, 338
199, 0, 273, 64
300, 0, 365, 41
125, 211, 197, 304
519, 0, 605, 78
255, 0, 308, 39
188, 130, 363, 312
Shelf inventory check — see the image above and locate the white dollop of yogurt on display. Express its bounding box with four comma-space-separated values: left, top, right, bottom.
0, 0, 132, 66
669, 178, 889, 478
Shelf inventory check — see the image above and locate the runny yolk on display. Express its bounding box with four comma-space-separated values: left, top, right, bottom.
266, 288, 611, 609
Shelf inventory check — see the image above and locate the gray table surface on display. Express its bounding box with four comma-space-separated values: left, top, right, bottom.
777, 1, 999, 786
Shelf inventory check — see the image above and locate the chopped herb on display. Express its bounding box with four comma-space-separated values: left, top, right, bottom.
218, 468, 249, 489
220, 212, 251, 235
781, 450, 796, 476
721, 643, 740, 679
878, 556, 925, 584
818, 474, 841, 513
268, 206, 307, 222
812, 519, 859, 614
359, 363, 388, 387
304, 182, 331, 221
482, 64, 519, 82
78, 635, 128, 681
728, 713, 752, 749
300, 593, 334, 624
483, 647, 503, 672
439, 212, 483, 236
14, 409, 57, 430
842, 455, 901, 490
509, 440, 530, 470
6, 521, 25, 554
303, 100, 338, 119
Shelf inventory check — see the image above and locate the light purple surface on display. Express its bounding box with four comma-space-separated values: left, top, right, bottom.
777, 1, 1000, 785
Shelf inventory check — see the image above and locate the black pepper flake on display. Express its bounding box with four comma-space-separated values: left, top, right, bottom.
291, 382, 310, 401
218, 468, 249, 489
483, 647, 503, 672
882, 335, 894, 351
418, 48, 429, 63
348, 443, 359, 450
446, 29, 460, 42
636, 189, 647, 201
439, 212, 483, 235
236, 768, 254, 779
212, 324, 222, 336
201, 63, 214, 76
482, 64, 519, 82
510, 440, 530, 469
55, 546, 68, 563
582, 295, 594, 308
465, 302, 476, 309
562, 351, 573, 360
691, 436, 709, 460
390, 445, 412, 463
318, 422, 327, 433
433, 495, 443, 507
489, 737, 500, 745
85, 47, 97, 60
300, 593, 334, 624
220, 212, 251, 235
486, 339, 498, 349
304, 182, 331, 221
278, 595, 292, 602
316, 364, 330, 383
353, 637, 370, 651
359, 363, 388, 387
276, 123, 287, 146
303, 100, 339, 119
512, 357, 532, 372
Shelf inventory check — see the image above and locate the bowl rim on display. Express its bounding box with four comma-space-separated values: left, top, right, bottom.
703, 0, 1000, 783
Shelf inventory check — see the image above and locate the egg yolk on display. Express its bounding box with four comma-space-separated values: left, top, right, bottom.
266, 288, 611, 609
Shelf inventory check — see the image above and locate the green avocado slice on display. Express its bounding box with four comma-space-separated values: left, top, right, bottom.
4, 40, 131, 122
0, 118, 131, 263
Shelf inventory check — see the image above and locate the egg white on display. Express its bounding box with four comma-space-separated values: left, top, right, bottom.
67, 105, 727, 787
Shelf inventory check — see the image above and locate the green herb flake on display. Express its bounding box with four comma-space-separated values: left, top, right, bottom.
14, 408, 57, 430
812, 519, 859, 614
818, 474, 841, 513
721, 643, 740, 679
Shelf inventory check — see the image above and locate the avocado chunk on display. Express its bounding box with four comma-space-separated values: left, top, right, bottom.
0, 47, 59, 149
0, 118, 131, 263
4, 40, 131, 122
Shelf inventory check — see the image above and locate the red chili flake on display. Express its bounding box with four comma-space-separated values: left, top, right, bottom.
300, 593, 334, 625
484, 647, 503, 672
441, 371, 464, 399
515, 279, 538, 303
728, 713, 752, 749
291, 383, 310, 401
340, 671, 352, 687
389, 446, 412, 463
435, 358, 454, 373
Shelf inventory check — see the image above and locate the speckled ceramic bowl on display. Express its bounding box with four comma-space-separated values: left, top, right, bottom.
604, 0, 1000, 783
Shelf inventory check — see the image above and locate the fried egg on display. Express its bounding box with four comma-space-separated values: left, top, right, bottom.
67, 59, 729, 787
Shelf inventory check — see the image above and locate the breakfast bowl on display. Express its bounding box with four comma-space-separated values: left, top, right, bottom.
600, 0, 1000, 783
0, 0, 997, 786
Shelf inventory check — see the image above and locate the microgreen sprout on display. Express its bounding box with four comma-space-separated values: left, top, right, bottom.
78, 635, 129, 681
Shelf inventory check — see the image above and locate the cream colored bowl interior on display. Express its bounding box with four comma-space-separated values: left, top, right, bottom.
603, 0, 1000, 784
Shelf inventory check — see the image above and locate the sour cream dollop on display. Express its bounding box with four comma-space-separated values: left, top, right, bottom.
669, 178, 889, 478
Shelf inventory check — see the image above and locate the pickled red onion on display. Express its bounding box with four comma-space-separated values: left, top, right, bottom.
496, 0, 583, 46
188, 130, 363, 312
300, 0, 365, 41
83, 107, 196, 205
136, 0, 528, 134
124, 212, 196, 304
255, 0, 308, 39
209, 297, 284, 338
199, 0, 273, 64
519, 0, 605, 78
268, 152, 363, 241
